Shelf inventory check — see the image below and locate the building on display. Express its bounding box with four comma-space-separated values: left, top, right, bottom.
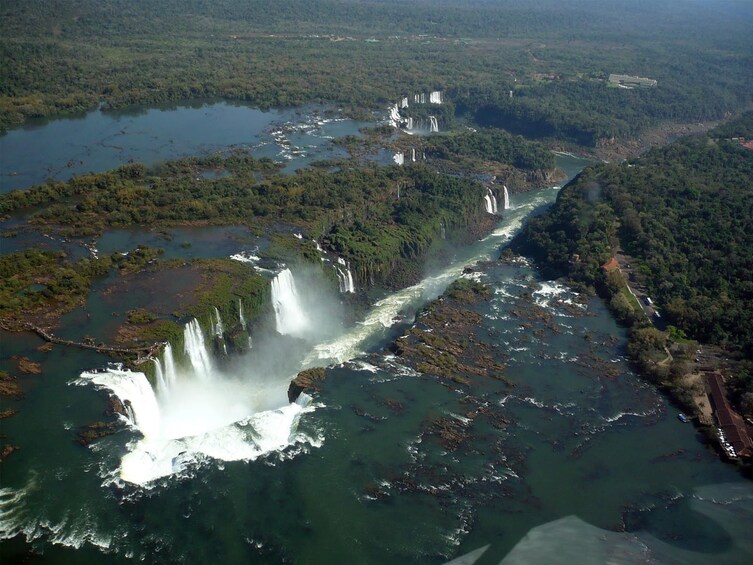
706, 372, 753, 459
608, 74, 657, 88
601, 257, 619, 273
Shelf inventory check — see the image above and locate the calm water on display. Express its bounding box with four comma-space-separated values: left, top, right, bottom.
0, 104, 750, 563
0, 101, 373, 193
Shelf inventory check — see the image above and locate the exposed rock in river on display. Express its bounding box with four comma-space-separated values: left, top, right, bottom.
288, 367, 327, 402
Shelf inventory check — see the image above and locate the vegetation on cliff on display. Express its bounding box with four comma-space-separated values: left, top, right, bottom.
514, 112, 753, 415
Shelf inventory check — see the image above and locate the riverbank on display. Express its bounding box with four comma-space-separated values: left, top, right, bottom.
512, 113, 753, 468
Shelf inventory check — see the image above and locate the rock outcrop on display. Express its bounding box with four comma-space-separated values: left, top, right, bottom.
288, 367, 327, 403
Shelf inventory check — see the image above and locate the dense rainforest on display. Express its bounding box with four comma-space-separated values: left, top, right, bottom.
1, 0, 752, 145
515, 112, 753, 413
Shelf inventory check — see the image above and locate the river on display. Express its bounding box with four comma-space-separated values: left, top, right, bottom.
1, 105, 751, 564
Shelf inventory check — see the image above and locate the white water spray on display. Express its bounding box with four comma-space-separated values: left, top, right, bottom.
271, 269, 310, 337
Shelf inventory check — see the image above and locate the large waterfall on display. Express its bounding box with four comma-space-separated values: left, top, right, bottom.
484, 188, 498, 214
429, 116, 439, 133
80, 307, 317, 485
271, 268, 310, 337
503, 185, 510, 210
78, 188, 552, 486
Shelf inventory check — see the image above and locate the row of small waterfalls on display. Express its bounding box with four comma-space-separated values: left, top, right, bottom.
485, 185, 510, 214
79, 176, 511, 485
389, 90, 442, 132
392, 147, 426, 166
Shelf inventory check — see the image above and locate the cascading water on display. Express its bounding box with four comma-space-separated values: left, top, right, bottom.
429, 90, 442, 104
484, 188, 498, 214
153, 358, 166, 396
429, 116, 439, 133
411, 148, 416, 162
271, 268, 310, 337
393, 152, 405, 166
406, 117, 413, 130
163, 343, 177, 391
389, 104, 401, 128
335, 258, 356, 293
213, 307, 224, 336
80, 303, 318, 485
503, 185, 510, 210
184, 319, 214, 381
77, 183, 560, 487
401, 97, 409, 108
238, 299, 246, 331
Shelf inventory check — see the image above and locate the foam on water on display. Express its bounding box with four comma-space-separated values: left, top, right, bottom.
79, 363, 319, 485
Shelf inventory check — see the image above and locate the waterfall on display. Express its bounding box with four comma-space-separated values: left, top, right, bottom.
271, 268, 309, 337
393, 152, 404, 166
238, 299, 246, 330
184, 319, 214, 381
153, 358, 167, 396
484, 194, 494, 214
94, 369, 161, 439
420, 92, 426, 104
213, 307, 224, 336
401, 97, 409, 108
503, 185, 510, 210
346, 263, 355, 293
411, 148, 416, 162
389, 104, 401, 128
429, 116, 439, 133
335, 258, 355, 293
406, 117, 413, 130
414, 93, 420, 103
484, 188, 498, 215
430, 90, 442, 104
440, 220, 446, 240
163, 343, 177, 389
